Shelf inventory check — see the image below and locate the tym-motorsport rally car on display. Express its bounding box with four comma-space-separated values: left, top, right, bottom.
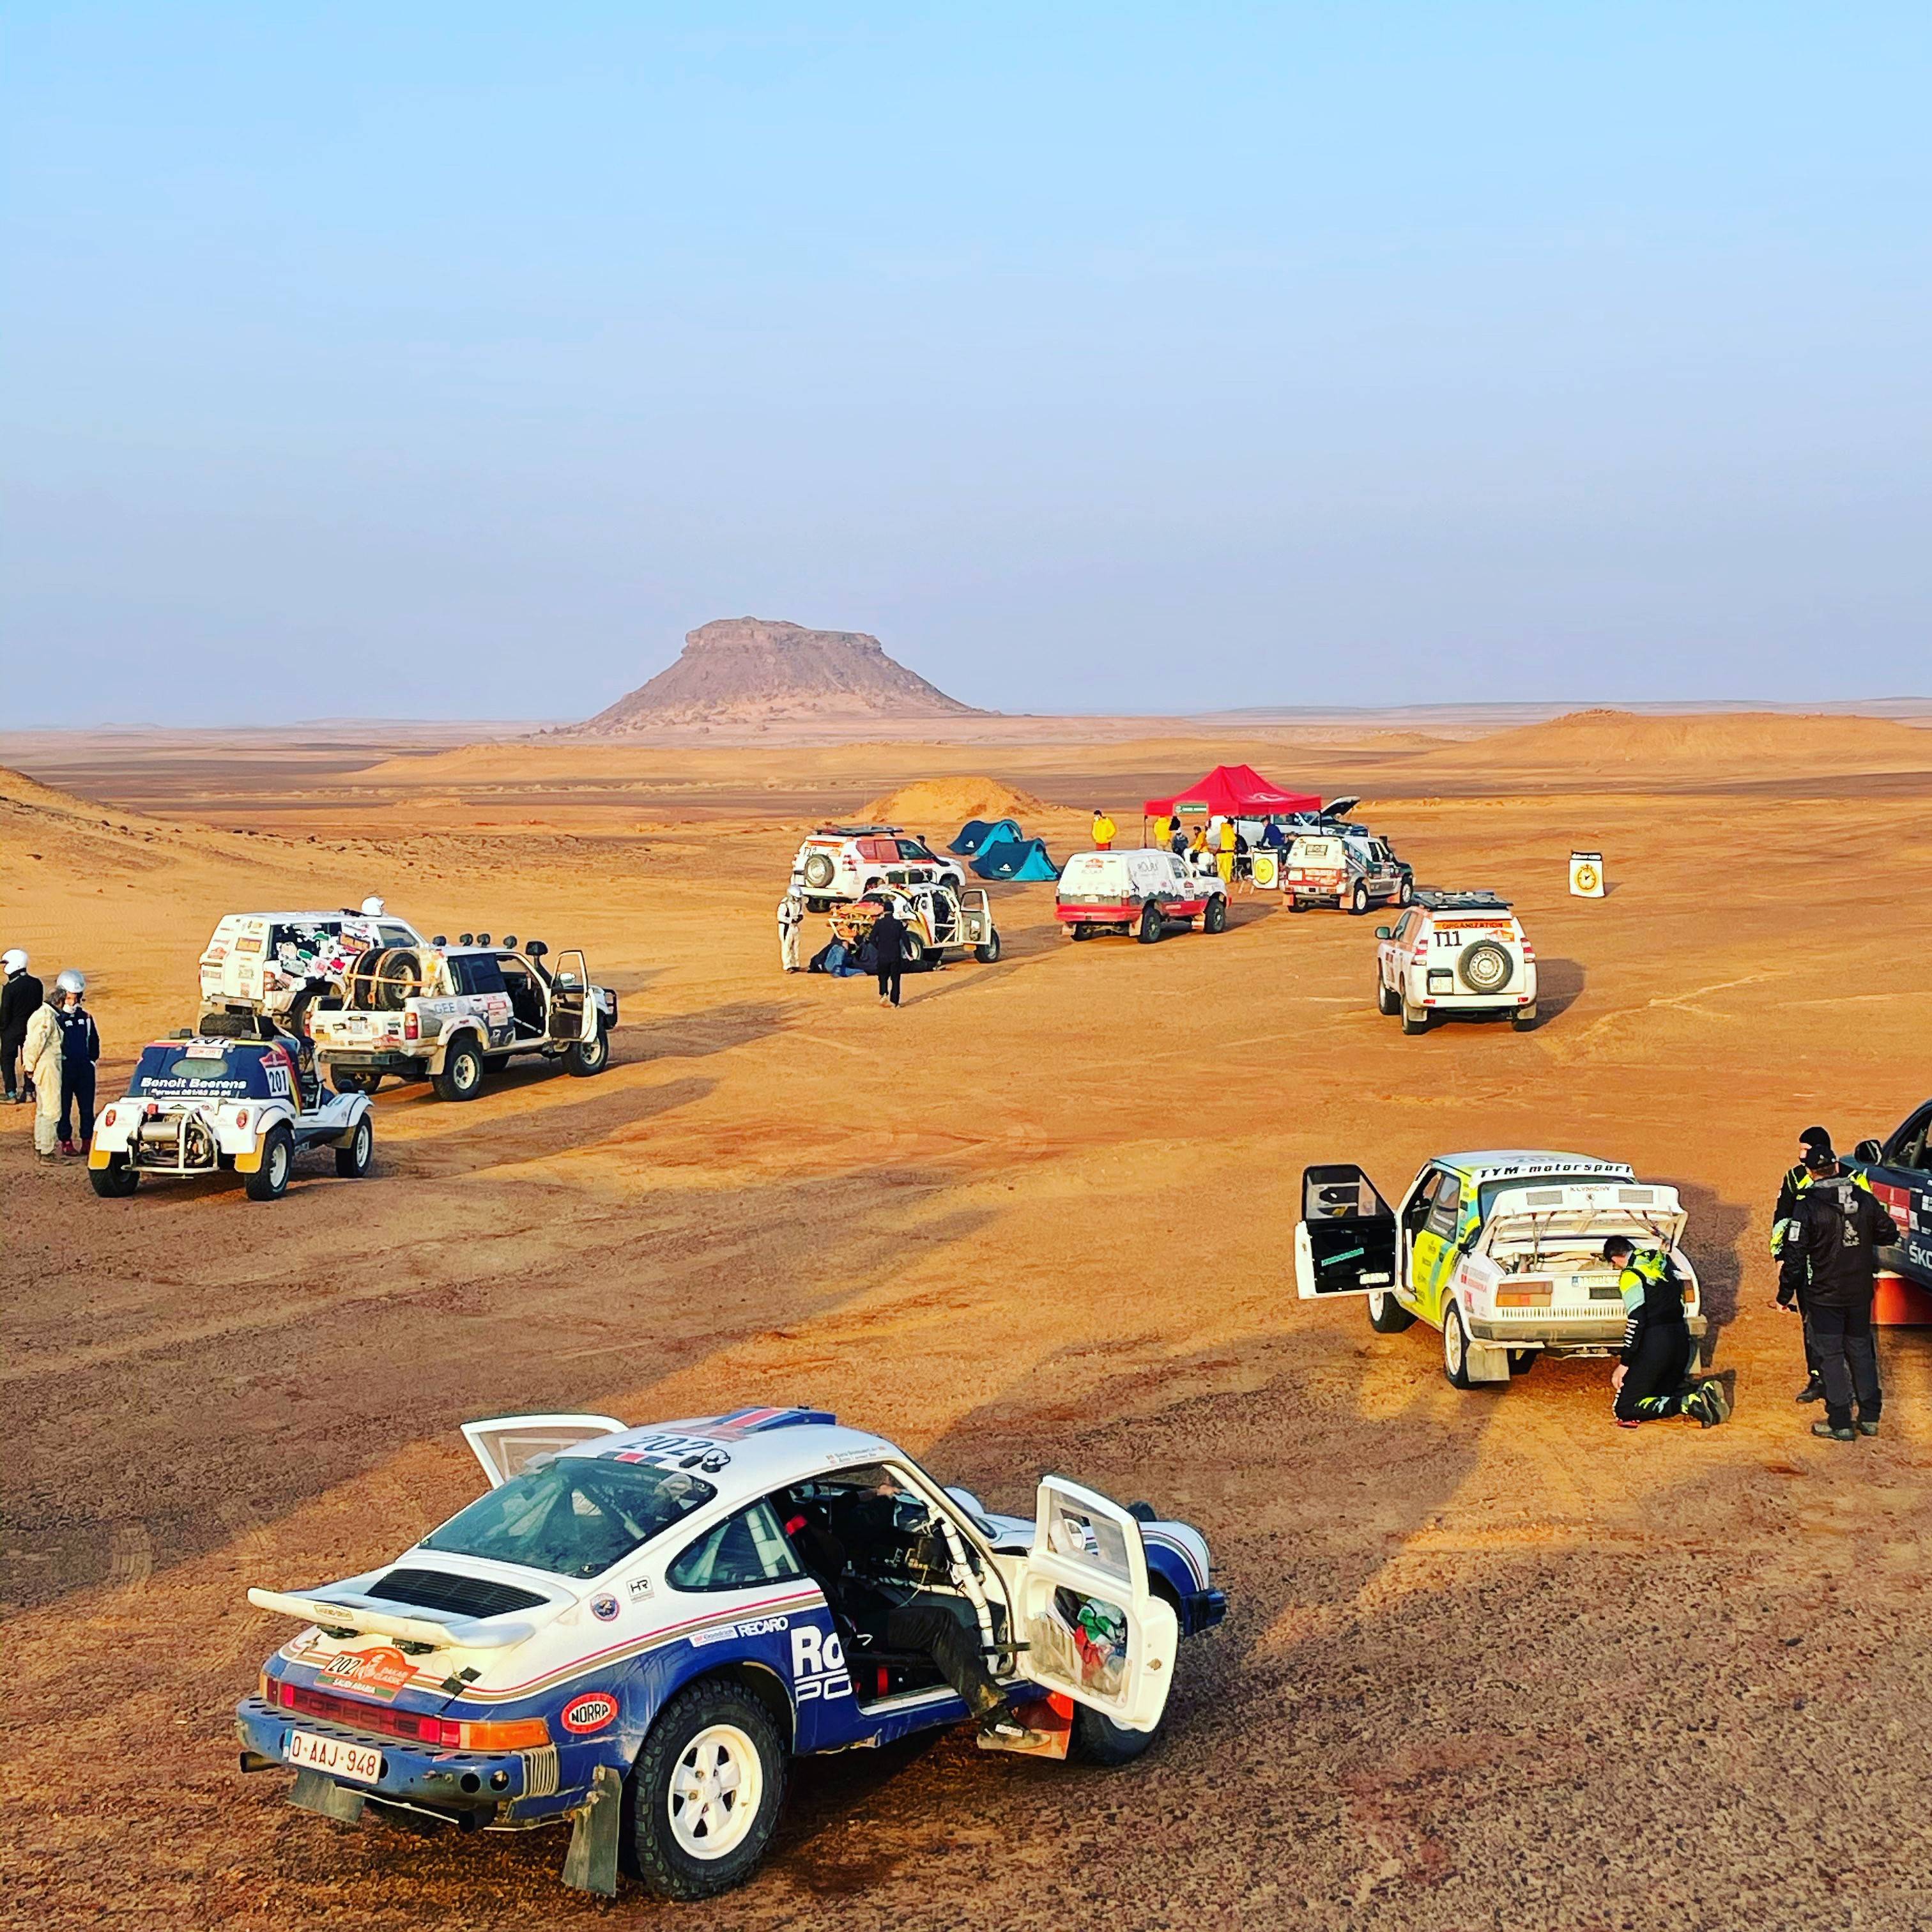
1848, 1099, 1932, 1292
89, 1034, 374, 1200
1293, 1151, 1705, 1388
240, 1408, 1225, 1901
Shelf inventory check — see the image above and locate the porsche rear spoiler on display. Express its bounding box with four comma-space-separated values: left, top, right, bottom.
247, 1587, 535, 1650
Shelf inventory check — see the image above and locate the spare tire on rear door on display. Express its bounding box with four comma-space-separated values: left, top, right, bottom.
802, 852, 836, 889
1458, 940, 1512, 994
371, 949, 422, 1011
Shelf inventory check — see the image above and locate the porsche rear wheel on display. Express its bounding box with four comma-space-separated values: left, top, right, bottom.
625, 1680, 786, 1901
1068, 1701, 1158, 1767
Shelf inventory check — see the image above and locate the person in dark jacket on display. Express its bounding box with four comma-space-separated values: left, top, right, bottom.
869, 906, 907, 1009
1, 949, 43, 1101
1606, 1235, 1729, 1427
54, 970, 102, 1155
1772, 1124, 1835, 1402
1780, 1145, 1900, 1441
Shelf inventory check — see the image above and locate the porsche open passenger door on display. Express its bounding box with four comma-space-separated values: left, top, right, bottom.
461, 1413, 625, 1488
1294, 1163, 1399, 1298
1011, 1478, 1178, 1733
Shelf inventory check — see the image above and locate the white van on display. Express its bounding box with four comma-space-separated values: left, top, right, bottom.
1055, 848, 1228, 943
199, 909, 425, 1034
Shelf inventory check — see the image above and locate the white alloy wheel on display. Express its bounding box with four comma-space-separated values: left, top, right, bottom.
667, 1724, 764, 1860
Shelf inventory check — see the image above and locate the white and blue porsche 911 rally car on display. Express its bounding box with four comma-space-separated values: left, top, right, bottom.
238, 1407, 1226, 1901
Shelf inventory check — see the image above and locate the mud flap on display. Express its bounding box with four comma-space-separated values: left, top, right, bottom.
1466, 1339, 1511, 1383
560, 1763, 622, 1897
288, 1768, 365, 1825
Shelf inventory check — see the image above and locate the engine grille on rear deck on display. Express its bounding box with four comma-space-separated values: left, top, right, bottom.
367, 1568, 548, 1619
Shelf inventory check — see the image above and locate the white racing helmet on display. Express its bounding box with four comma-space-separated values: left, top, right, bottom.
360, 896, 386, 917
56, 969, 86, 997
2, 949, 26, 974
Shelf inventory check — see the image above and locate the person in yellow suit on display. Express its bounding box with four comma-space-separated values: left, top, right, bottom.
1091, 809, 1117, 850
1216, 817, 1237, 884
1188, 824, 1211, 873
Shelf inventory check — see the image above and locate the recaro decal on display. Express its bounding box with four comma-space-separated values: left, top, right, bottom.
560, 1692, 618, 1735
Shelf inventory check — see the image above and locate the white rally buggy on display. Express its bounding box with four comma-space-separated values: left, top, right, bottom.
89, 1034, 374, 1201
238, 1407, 1226, 1902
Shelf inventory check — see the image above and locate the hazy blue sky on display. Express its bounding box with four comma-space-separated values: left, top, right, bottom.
4, 4, 1927, 724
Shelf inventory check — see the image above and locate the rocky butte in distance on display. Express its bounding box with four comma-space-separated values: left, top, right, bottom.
563, 617, 986, 736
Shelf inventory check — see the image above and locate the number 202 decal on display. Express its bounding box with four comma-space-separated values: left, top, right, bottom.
560, 1692, 618, 1734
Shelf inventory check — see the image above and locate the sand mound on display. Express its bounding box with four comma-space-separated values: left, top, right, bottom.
0, 764, 152, 821
860, 777, 1052, 826
1420, 709, 1932, 776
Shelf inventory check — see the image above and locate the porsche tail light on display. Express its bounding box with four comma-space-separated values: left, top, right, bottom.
269, 1677, 551, 1750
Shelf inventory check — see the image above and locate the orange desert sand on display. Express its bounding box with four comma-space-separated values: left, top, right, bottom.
4, 707, 1932, 1931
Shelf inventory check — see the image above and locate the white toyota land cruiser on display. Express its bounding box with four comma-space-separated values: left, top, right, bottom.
791, 826, 967, 912
1375, 891, 1538, 1034
309, 939, 617, 1100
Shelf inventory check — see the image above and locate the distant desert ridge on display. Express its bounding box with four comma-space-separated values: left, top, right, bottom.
564, 618, 985, 736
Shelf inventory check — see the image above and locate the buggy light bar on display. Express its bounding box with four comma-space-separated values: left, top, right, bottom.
247, 1588, 535, 1650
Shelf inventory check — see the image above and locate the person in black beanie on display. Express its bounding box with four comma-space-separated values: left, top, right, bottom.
1772, 1125, 1835, 1402
868, 904, 907, 1010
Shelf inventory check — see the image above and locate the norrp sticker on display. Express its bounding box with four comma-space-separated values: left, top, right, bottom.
560, 1692, 618, 1735
318, 1644, 415, 1703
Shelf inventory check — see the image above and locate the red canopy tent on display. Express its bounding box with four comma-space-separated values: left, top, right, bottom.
1142, 764, 1320, 818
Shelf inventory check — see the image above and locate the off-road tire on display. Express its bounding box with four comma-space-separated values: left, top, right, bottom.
1068, 1701, 1159, 1767
431, 1040, 485, 1102
1377, 974, 1400, 1016
1349, 882, 1369, 916
1202, 894, 1228, 934
1400, 1000, 1430, 1034
901, 935, 928, 973
331, 1068, 381, 1095
372, 950, 422, 1012
198, 1011, 252, 1038
1512, 1003, 1539, 1032
1367, 1289, 1415, 1333
1137, 901, 1163, 944
1458, 940, 1512, 995
1397, 877, 1414, 907
623, 1679, 786, 1901
90, 1156, 140, 1198
334, 1116, 374, 1177
1441, 1303, 1476, 1390
974, 931, 1002, 963
245, 1125, 295, 1202
1071, 924, 1092, 942
565, 1026, 610, 1077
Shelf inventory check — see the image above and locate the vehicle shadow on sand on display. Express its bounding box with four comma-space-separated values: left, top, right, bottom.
1676, 1180, 1748, 1353
1529, 956, 1586, 1025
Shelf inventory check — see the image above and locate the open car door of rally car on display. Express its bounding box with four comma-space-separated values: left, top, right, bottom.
461, 1414, 625, 1489
1294, 1163, 1399, 1299
1012, 1478, 1179, 1733
547, 951, 596, 1046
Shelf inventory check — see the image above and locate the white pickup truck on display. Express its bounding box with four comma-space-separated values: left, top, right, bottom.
309, 940, 617, 1101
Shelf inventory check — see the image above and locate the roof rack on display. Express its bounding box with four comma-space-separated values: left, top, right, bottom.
813, 824, 905, 837
1415, 887, 1512, 911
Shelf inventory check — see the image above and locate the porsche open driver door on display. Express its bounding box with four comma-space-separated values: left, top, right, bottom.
1013, 1478, 1179, 1733
461, 1413, 625, 1488
1294, 1164, 1399, 1299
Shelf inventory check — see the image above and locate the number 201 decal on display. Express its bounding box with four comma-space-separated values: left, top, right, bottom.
560, 1692, 618, 1734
